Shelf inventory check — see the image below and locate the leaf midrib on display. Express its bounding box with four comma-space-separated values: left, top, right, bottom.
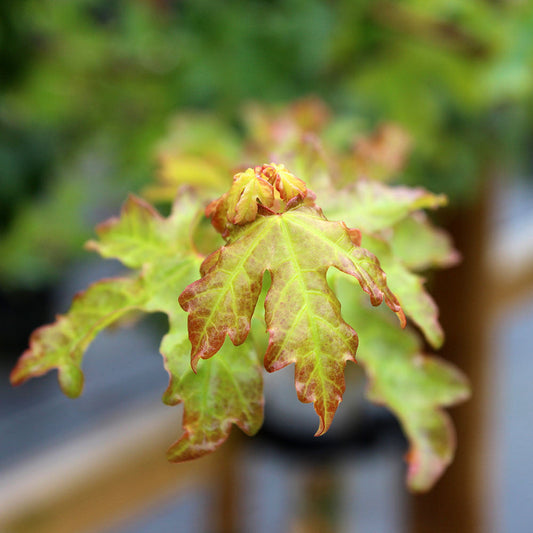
278, 218, 327, 407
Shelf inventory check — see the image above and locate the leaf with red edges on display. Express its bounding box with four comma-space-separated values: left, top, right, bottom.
363, 234, 444, 349
10, 277, 144, 397
11, 193, 264, 462
226, 168, 275, 225
162, 328, 263, 461
335, 273, 470, 491
261, 163, 307, 201
179, 205, 404, 434
322, 180, 447, 234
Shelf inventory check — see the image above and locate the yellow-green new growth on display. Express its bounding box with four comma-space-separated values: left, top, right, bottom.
180, 165, 405, 435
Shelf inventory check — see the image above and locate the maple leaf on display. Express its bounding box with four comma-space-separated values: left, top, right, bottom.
318, 180, 455, 349
10, 277, 144, 397
11, 193, 264, 460
362, 234, 445, 349
11, 155, 467, 488
260, 163, 307, 200
322, 180, 447, 234
390, 212, 460, 271
206, 163, 312, 236
179, 204, 405, 435
85, 193, 199, 268
334, 274, 470, 491
224, 167, 276, 225
163, 331, 263, 461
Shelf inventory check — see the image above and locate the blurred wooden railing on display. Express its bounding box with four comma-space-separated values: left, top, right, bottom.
0, 402, 241, 533
2, 184, 533, 533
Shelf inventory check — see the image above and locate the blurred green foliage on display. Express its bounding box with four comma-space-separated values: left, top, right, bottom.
1, 0, 532, 287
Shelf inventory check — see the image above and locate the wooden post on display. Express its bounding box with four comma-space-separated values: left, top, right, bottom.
410, 186, 491, 533
211, 431, 244, 533
291, 464, 340, 533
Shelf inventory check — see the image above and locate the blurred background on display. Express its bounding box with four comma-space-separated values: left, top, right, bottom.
1, 1, 533, 532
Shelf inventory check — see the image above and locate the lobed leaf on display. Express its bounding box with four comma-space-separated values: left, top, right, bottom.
179, 205, 404, 434
321, 180, 451, 349
363, 234, 444, 349
390, 213, 460, 271
11, 193, 264, 460
10, 277, 144, 398
334, 275, 470, 491
86, 194, 199, 268
322, 180, 447, 234
206, 163, 312, 236
11, 158, 467, 486
225, 168, 275, 225
163, 328, 263, 461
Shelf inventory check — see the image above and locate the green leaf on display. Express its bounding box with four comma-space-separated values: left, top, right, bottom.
322, 180, 447, 234
10, 277, 144, 398
179, 205, 404, 434
317, 180, 453, 348
163, 331, 263, 461
390, 213, 460, 271
11, 158, 468, 486
86, 194, 199, 269
11, 193, 264, 460
363, 234, 444, 349
334, 275, 470, 491
225, 168, 275, 225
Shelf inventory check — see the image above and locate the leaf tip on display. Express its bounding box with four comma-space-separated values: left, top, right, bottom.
9, 359, 28, 387
166, 439, 207, 463
397, 308, 407, 328
404, 411, 456, 492
84, 239, 99, 253
341, 222, 362, 247
58, 365, 84, 398
190, 354, 200, 374
314, 420, 327, 437
313, 403, 340, 437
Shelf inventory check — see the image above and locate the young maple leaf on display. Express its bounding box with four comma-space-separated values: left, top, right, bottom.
322, 179, 447, 234
179, 198, 405, 435
225, 167, 275, 224
334, 273, 470, 491
11, 193, 264, 461
206, 163, 311, 236
260, 162, 307, 201
390, 212, 460, 271
321, 180, 454, 349
206, 167, 274, 235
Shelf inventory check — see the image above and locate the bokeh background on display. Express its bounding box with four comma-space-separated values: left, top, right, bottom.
1, 1, 533, 532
